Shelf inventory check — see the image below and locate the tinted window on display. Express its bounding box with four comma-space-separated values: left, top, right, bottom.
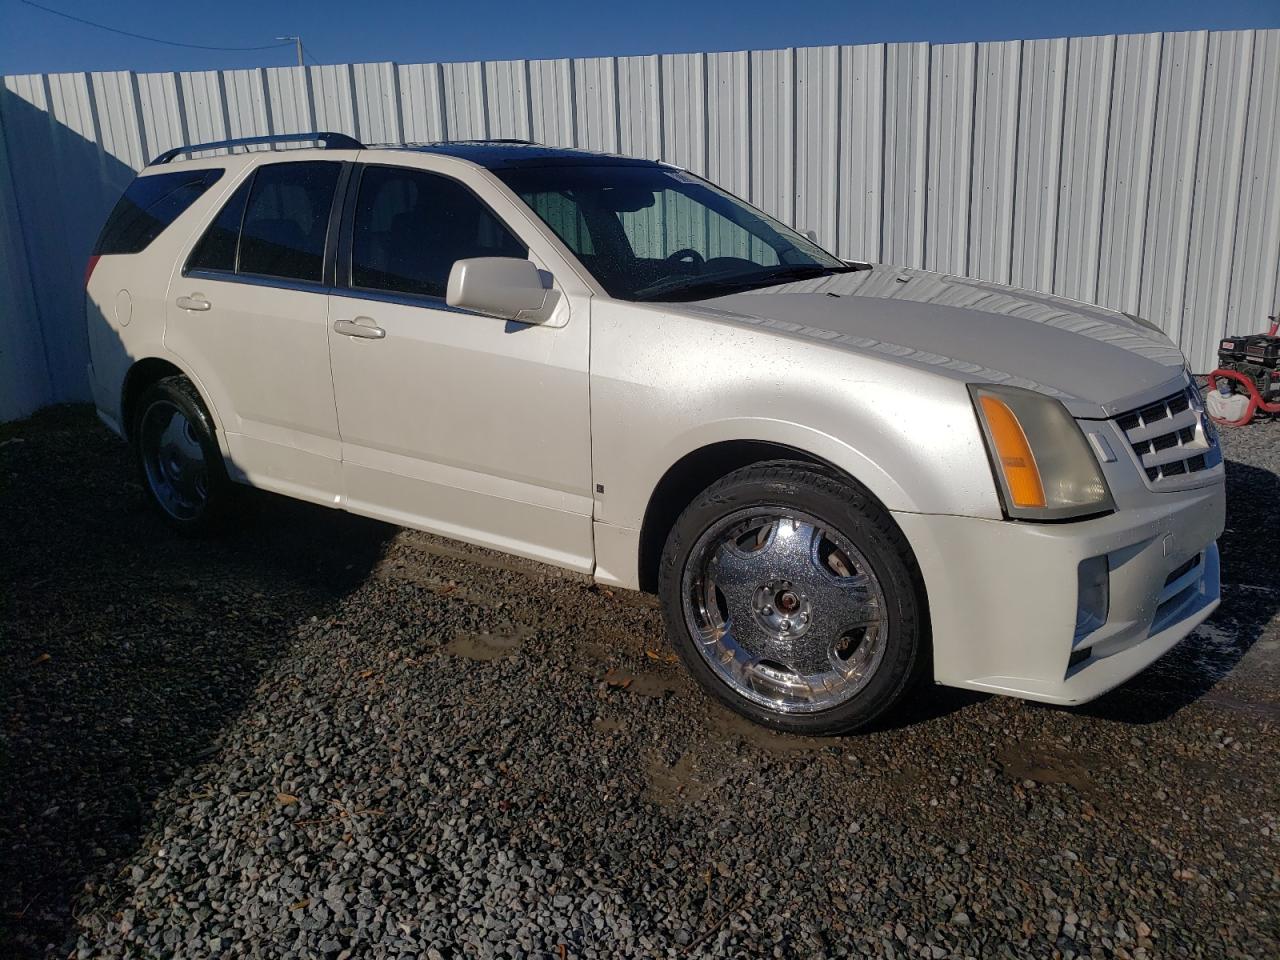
351, 166, 526, 298
186, 176, 251, 273
238, 162, 341, 282
94, 168, 224, 255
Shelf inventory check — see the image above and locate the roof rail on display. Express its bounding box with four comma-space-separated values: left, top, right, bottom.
149, 131, 364, 166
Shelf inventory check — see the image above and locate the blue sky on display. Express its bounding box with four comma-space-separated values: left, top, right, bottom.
2, 0, 1278, 75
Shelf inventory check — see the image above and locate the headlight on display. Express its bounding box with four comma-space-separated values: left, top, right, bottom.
969, 384, 1115, 521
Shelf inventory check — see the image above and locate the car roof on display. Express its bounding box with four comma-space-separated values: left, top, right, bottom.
377, 140, 663, 170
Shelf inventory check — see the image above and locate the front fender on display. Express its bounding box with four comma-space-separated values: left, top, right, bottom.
644, 416, 919, 517
593, 376, 1003, 532
588, 299, 1005, 587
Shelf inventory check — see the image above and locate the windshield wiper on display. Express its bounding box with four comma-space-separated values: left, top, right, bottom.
633, 263, 855, 302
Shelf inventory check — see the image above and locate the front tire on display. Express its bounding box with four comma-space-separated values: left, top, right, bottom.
132, 375, 234, 535
658, 461, 927, 735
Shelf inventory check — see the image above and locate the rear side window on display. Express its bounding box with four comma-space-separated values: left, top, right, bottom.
237, 162, 341, 283
350, 165, 526, 298
94, 168, 224, 255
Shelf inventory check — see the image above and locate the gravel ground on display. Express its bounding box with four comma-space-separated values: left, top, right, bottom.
2, 405, 1277, 960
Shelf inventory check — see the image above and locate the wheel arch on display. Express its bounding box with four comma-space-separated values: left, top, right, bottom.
636, 439, 899, 594
121, 355, 225, 445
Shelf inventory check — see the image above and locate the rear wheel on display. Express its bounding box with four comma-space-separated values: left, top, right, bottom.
658, 461, 927, 735
132, 375, 234, 535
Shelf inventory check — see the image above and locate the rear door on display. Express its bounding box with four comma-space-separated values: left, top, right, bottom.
165, 158, 352, 505
326, 158, 595, 570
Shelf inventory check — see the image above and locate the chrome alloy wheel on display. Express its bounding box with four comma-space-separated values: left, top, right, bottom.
681, 508, 888, 714
139, 400, 209, 521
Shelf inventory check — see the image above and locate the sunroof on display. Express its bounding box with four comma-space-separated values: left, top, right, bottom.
397, 141, 661, 169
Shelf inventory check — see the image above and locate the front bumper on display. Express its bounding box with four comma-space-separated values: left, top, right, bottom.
893, 480, 1225, 705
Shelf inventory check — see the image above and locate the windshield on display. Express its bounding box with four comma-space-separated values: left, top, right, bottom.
496, 164, 851, 301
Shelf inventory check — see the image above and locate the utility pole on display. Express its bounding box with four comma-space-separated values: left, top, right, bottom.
276, 36, 304, 67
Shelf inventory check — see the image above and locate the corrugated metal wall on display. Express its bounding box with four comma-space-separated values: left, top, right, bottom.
2, 30, 1278, 420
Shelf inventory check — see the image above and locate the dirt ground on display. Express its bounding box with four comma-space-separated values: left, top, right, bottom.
2, 406, 1277, 959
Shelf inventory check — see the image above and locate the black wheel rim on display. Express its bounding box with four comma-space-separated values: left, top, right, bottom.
139, 400, 209, 521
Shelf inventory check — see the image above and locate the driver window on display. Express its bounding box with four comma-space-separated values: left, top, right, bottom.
350, 166, 527, 299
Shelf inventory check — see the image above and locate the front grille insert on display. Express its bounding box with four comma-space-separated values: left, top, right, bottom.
1164, 553, 1201, 586
1151, 551, 1208, 636
1116, 388, 1217, 488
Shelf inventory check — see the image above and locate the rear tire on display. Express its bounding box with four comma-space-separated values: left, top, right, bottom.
658, 461, 927, 735
132, 375, 234, 536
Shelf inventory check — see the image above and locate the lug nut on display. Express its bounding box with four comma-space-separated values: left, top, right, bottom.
777, 590, 800, 613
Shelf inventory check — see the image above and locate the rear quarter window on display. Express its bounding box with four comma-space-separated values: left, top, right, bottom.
94, 168, 224, 256
186, 176, 252, 273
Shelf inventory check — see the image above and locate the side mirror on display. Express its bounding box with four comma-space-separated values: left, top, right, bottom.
446, 257, 560, 323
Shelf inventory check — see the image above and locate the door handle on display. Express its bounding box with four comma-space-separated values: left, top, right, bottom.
175, 294, 211, 312
333, 317, 386, 340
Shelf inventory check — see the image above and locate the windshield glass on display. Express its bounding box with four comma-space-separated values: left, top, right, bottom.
496, 164, 850, 301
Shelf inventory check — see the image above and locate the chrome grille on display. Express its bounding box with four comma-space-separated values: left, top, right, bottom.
1115, 387, 1218, 487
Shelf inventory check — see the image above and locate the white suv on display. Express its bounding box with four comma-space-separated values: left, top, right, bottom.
85, 132, 1225, 734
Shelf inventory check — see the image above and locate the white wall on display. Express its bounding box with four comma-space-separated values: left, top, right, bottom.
2, 30, 1278, 420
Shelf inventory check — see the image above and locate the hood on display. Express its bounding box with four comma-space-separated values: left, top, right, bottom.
696, 265, 1188, 418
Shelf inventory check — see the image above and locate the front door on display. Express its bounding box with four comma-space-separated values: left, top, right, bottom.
165, 158, 350, 504
327, 160, 594, 570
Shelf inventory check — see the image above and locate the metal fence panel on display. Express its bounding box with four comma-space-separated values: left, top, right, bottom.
968, 39, 1021, 285
1096, 32, 1162, 316
1181, 30, 1256, 370
883, 41, 929, 268
1227, 31, 1280, 348
1011, 37, 1068, 295
0, 98, 47, 423
2, 30, 1278, 419
924, 41, 976, 276
1054, 34, 1113, 306
836, 43, 885, 263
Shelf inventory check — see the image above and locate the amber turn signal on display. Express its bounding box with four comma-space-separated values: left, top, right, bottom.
978, 394, 1047, 509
